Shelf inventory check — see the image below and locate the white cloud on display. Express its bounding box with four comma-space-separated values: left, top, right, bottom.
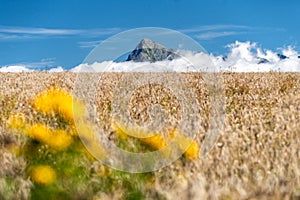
281, 46, 299, 58
227, 41, 257, 61
0, 64, 65, 72
212, 41, 300, 72
0, 65, 33, 72
48, 66, 64, 72
1, 41, 299, 72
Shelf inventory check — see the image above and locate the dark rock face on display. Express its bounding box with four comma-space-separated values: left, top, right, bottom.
257, 53, 289, 64
257, 57, 270, 64
277, 53, 288, 60
126, 38, 178, 62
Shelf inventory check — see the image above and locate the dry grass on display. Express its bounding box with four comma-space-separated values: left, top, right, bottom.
0, 72, 299, 199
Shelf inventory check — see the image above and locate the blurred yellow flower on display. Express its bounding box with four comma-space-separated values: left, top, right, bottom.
33, 88, 61, 114
112, 120, 166, 149
174, 135, 199, 160
184, 140, 199, 160
31, 165, 56, 185
25, 123, 73, 150
112, 120, 159, 138
50, 129, 73, 150
111, 120, 199, 160
33, 87, 85, 122
140, 135, 167, 150
25, 123, 51, 141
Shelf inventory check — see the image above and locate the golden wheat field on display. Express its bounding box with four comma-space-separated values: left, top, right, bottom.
0, 72, 299, 200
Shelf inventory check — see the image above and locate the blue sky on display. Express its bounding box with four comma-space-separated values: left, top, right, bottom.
0, 0, 299, 69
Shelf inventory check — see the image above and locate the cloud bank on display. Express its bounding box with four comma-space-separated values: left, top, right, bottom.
1, 41, 300, 72
213, 41, 300, 72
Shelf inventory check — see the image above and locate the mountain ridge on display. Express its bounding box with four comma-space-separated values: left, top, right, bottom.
126, 38, 178, 62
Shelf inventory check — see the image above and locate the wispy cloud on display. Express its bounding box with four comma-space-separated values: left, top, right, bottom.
178, 24, 251, 41
77, 40, 103, 48
0, 33, 32, 40
82, 28, 122, 38
0, 26, 81, 35
180, 24, 251, 33
196, 31, 245, 40
0, 26, 122, 40
179, 24, 285, 41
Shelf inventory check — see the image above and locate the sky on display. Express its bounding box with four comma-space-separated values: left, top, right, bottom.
0, 0, 299, 70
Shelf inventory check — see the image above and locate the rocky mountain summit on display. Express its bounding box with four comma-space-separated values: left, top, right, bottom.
126, 38, 178, 62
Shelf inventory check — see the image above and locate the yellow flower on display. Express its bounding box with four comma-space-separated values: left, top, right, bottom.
25, 123, 73, 150
50, 129, 73, 150
112, 120, 166, 149
31, 165, 56, 185
174, 135, 199, 160
25, 123, 51, 141
112, 120, 156, 138
33, 88, 59, 114
140, 135, 166, 150
7, 114, 27, 130
112, 120, 168, 149
184, 140, 199, 160
33, 87, 86, 122
111, 120, 199, 159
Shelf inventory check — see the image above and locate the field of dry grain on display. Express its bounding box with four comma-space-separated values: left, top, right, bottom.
0, 72, 299, 199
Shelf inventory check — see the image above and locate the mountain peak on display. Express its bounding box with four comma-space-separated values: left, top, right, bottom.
126, 38, 178, 62
137, 38, 164, 49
